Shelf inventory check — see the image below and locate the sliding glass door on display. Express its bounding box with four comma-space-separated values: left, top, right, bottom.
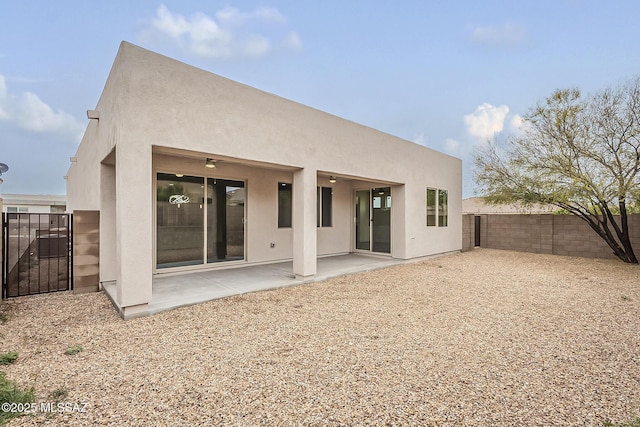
354, 187, 391, 254
207, 178, 245, 263
371, 187, 391, 253
156, 173, 205, 268
156, 173, 245, 270
355, 190, 371, 250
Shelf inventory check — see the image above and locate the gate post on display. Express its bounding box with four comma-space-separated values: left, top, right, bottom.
1, 208, 5, 300
72, 211, 100, 294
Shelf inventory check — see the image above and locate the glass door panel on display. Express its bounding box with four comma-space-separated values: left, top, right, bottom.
207, 178, 245, 262
371, 187, 391, 253
355, 190, 370, 250
156, 173, 205, 269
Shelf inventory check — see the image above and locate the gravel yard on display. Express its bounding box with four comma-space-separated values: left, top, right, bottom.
1, 248, 639, 426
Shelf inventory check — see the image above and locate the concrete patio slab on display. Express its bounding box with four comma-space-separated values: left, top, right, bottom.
102, 253, 437, 317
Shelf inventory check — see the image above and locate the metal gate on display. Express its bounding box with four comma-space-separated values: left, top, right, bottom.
2, 213, 73, 298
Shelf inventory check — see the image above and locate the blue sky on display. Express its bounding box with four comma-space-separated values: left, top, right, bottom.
1, 1, 639, 198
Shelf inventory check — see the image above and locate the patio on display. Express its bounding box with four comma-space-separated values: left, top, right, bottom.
102, 253, 425, 317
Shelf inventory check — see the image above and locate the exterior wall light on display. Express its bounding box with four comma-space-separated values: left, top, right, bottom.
329, 176, 336, 184
205, 158, 216, 168
175, 173, 184, 177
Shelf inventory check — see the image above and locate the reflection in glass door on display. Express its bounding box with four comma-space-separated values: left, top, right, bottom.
207, 178, 245, 262
354, 188, 391, 254
156, 173, 205, 268
355, 190, 370, 250
156, 173, 245, 270
371, 188, 391, 253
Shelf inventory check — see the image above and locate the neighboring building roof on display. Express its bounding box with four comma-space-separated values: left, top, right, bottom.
0, 193, 67, 206
463, 196, 555, 214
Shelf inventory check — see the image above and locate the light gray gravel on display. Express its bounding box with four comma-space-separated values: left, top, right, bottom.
1, 248, 639, 426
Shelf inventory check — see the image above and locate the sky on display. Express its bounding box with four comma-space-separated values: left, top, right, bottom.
1, 1, 639, 198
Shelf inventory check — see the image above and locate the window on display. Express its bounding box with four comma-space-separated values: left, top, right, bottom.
7, 207, 28, 213
438, 189, 448, 227
278, 182, 292, 228
155, 172, 247, 269
426, 188, 437, 226
317, 186, 333, 227
426, 188, 448, 227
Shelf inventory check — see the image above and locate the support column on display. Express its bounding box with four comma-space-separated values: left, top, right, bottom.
293, 168, 317, 278
100, 162, 117, 284
115, 142, 153, 319
391, 184, 407, 259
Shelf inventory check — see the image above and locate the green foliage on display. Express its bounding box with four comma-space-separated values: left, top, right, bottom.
64, 345, 83, 356
157, 182, 189, 202
604, 416, 640, 427
474, 76, 640, 263
0, 312, 7, 324
0, 353, 18, 366
0, 371, 35, 425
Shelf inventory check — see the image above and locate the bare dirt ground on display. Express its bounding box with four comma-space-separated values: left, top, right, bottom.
1, 248, 639, 426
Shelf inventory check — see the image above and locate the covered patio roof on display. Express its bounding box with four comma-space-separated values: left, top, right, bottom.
102, 253, 433, 318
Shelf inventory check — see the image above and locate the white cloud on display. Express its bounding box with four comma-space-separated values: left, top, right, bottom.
139, 4, 302, 59
508, 113, 533, 135
283, 31, 303, 52
242, 35, 270, 57
444, 138, 462, 154
464, 103, 510, 144
215, 6, 287, 26
0, 74, 84, 143
469, 23, 527, 48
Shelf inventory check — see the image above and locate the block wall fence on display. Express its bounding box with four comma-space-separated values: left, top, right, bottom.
462, 213, 640, 260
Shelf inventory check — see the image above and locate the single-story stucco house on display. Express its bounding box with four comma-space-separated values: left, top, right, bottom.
66, 41, 462, 319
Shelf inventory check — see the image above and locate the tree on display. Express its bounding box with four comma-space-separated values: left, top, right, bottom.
474, 77, 640, 263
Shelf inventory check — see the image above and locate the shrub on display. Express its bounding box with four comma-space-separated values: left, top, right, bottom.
604, 417, 640, 427
0, 353, 18, 366
0, 371, 35, 425
64, 345, 83, 356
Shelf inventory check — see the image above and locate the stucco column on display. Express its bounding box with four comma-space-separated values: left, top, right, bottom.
100, 163, 117, 283
391, 184, 407, 259
293, 168, 317, 278
115, 143, 153, 318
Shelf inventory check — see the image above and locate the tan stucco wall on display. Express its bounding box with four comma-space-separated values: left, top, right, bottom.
67, 41, 462, 315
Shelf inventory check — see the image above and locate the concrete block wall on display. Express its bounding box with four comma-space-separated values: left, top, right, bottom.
461, 214, 474, 252
552, 215, 614, 259
484, 214, 553, 254
73, 210, 100, 294
461, 213, 640, 261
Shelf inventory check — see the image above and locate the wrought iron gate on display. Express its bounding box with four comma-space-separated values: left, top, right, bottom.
2, 213, 73, 298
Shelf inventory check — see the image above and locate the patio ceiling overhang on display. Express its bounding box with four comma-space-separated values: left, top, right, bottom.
152, 145, 300, 172
317, 170, 403, 187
